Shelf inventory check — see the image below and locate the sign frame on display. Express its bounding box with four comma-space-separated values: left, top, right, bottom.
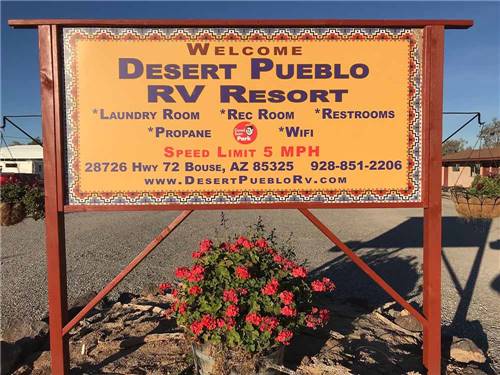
9, 18, 473, 375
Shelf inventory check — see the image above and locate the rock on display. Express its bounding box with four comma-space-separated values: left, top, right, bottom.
399, 309, 410, 317
68, 291, 97, 319
449, 337, 486, 364
446, 363, 488, 374
0, 319, 49, 373
1, 319, 48, 343
394, 313, 423, 332
298, 362, 353, 374
1, 340, 22, 374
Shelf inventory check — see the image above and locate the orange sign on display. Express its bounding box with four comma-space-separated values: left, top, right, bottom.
63, 27, 423, 205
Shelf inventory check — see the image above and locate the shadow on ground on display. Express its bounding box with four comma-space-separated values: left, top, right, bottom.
286, 216, 496, 374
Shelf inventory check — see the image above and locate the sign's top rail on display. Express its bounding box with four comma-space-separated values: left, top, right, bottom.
8, 19, 473, 29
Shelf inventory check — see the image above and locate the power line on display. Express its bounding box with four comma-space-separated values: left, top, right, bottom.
442, 112, 484, 144
1, 116, 42, 146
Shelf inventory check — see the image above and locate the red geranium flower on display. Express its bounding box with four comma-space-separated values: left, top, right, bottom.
236, 236, 252, 248
311, 277, 336, 292
262, 278, 279, 295
311, 280, 325, 292
321, 277, 336, 291
159, 282, 171, 293
305, 307, 330, 329
191, 320, 203, 335
175, 267, 190, 279
273, 254, 284, 263
201, 314, 217, 330
245, 312, 262, 326
225, 304, 239, 317
255, 238, 268, 248
223, 289, 239, 304
235, 266, 250, 279
276, 329, 294, 345
188, 285, 202, 295
199, 239, 213, 252
178, 303, 187, 314
259, 316, 279, 332
187, 265, 205, 282
291, 266, 307, 278
281, 306, 297, 317
279, 291, 294, 305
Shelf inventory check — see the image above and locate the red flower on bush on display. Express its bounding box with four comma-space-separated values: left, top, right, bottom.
175, 267, 190, 279
191, 320, 204, 335
262, 278, 279, 295
273, 254, 284, 263
236, 236, 252, 248
281, 306, 297, 317
291, 266, 307, 278
223, 289, 239, 303
158, 282, 171, 293
187, 265, 205, 282
201, 314, 217, 330
305, 307, 330, 329
225, 317, 236, 329
311, 277, 336, 292
255, 238, 268, 248
276, 329, 293, 345
279, 291, 294, 305
225, 304, 239, 317
235, 266, 250, 279
178, 303, 187, 314
200, 239, 213, 252
259, 316, 279, 332
192, 241, 211, 258
189, 285, 202, 295
245, 312, 262, 326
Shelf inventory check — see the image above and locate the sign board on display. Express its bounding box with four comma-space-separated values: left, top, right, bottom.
62, 27, 423, 206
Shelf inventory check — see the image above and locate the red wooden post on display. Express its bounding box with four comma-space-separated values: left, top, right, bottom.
38, 25, 70, 374
423, 25, 444, 374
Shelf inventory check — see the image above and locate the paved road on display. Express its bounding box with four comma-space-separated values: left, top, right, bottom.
1, 198, 499, 371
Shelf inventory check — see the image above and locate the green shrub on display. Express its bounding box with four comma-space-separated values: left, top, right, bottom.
0, 183, 45, 220
468, 175, 500, 198
0, 183, 26, 203
22, 185, 45, 220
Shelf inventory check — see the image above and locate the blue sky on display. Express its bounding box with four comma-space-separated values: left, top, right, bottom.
1, 1, 499, 146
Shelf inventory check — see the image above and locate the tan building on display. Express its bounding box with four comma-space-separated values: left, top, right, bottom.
442, 147, 500, 188
0, 144, 44, 176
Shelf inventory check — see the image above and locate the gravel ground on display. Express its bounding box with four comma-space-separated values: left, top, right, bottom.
1, 198, 499, 371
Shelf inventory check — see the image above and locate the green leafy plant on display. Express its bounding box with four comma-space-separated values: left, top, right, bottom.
455, 175, 500, 199
0, 183, 26, 203
0, 183, 45, 220
165, 223, 334, 355
22, 184, 45, 220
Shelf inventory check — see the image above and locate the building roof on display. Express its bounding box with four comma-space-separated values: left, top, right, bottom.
443, 147, 500, 163
0, 145, 43, 160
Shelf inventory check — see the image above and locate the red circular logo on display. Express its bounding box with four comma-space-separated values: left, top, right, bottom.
233, 121, 257, 144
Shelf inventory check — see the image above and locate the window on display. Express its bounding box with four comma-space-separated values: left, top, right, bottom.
5, 163, 18, 168
471, 164, 480, 176
452, 164, 460, 172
